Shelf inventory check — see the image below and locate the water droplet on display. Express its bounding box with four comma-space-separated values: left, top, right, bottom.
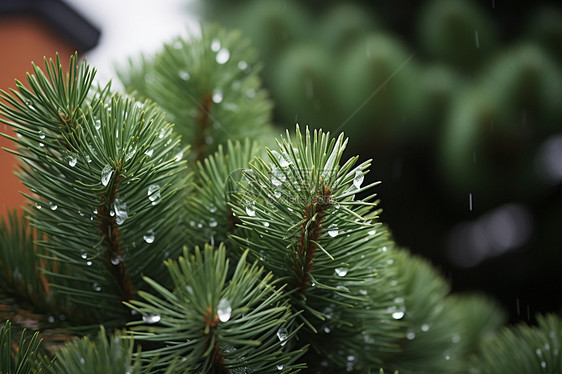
143, 230, 155, 244
38, 130, 46, 139
147, 184, 161, 205
93, 282, 101, 291
85, 154, 91, 163
142, 314, 161, 324
336, 285, 349, 292
145, 149, 154, 157
272, 150, 291, 167
86, 260, 92, 266
238, 61, 248, 70
323, 326, 331, 333
39, 142, 44, 147
101, 164, 113, 186
335, 267, 348, 277
381, 246, 388, 252
94, 119, 101, 131
359, 289, 368, 295
541, 361, 547, 368
392, 310, 405, 319
245, 203, 256, 217
49, 202, 58, 211
209, 205, 217, 213
113, 199, 128, 225
211, 39, 221, 52
35, 203, 42, 210
216, 48, 230, 64
110, 254, 122, 265
353, 170, 364, 189
406, 331, 416, 340
217, 298, 232, 322
67, 154, 77, 167
125, 145, 137, 162
80, 357, 85, 364
421, 324, 430, 332
212, 89, 223, 103
271, 168, 286, 186
277, 326, 289, 346
276, 364, 284, 370
246, 89, 256, 99
48, 315, 55, 323
179, 70, 190, 80
262, 221, 270, 227
327, 224, 339, 237
209, 218, 218, 228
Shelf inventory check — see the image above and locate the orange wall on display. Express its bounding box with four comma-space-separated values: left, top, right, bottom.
0, 15, 75, 216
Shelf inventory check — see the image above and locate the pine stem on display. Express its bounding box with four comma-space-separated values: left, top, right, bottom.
97, 159, 135, 303
292, 186, 332, 294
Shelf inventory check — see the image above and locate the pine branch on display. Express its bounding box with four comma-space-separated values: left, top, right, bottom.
117, 24, 277, 161
0, 54, 191, 324
231, 126, 405, 371
471, 313, 562, 374
43, 326, 141, 374
126, 245, 306, 373
0, 320, 44, 374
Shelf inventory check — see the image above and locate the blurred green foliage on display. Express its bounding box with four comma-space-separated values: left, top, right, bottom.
194, 0, 562, 321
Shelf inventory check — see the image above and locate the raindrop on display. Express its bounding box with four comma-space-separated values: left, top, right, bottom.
238, 61, 248, 70
272, 150, 291, 167
212, 89, 223, 103
469, 193, 473, 211
209, 205, 217, 213
39, 142, 44, 147
209, 218, 218, 228
145, 149, 154, 157
271, 168, 286, 186
211, 39, 221, 52
101, 164, 113, 186
217, 298, 232, 322
93, 282, 101, 292
179, 70, 190, 80
147, 184, 161, 205
246, 89, 256, 99
142, 314, 161, 324
86, 261, 92, 266
245, 203, 256, 217
277, 326, 289, 346
262, 221, 270, 227
48, 315, 55, 323
368, 229, 376, 236
49, 202, 58, 211
406, 331, 416, 340
276, 364, 284, 371
336, 285, 349, 292
95, 119, 101, 131
392, 310, 405, 320
38, 130, 46, 139
35, 203, 42, 210
421, 324, 430, 332
452, 335, 461, 343
125, 146, 137, 162
216, 48, 230, 64
323, 326, 331, 333
143, 230, 155, 244
353, 170, 364, 189
359, 289, 368, 296
327, 224, 339, 237
80, 357, 85, 365
67, 155, 77, 167
335, 267, 348, 277
113, 199, 128, 225
110, 254, 122, 266
541, 361, 547, 368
